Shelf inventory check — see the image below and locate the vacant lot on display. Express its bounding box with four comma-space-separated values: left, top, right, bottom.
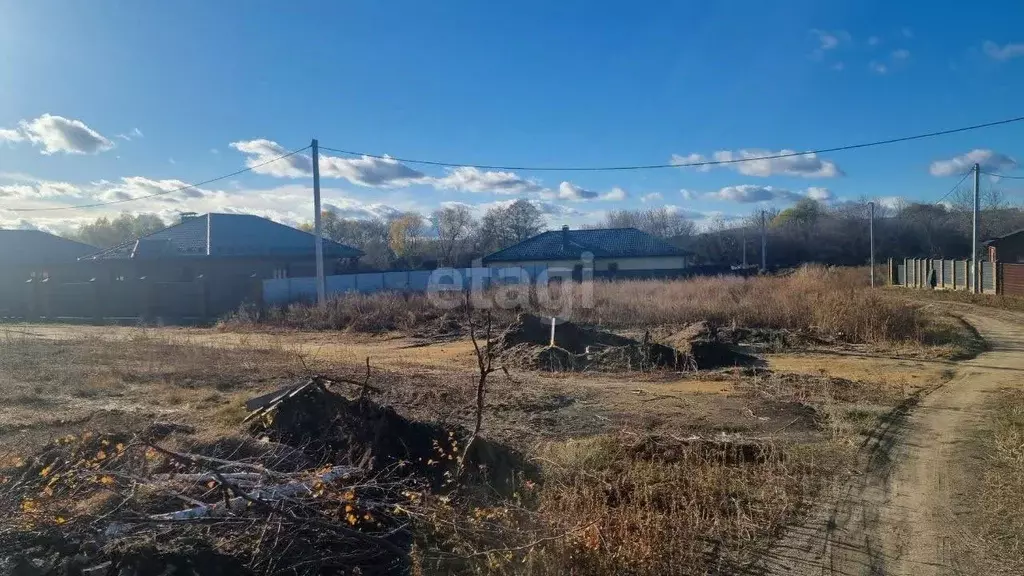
0, 269, 983, 574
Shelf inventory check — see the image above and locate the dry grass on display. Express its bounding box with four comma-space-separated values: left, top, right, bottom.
228, 266, 939, 346
414, 434, 850, 575
957, 388, 1024, 575
893, 286, 1024, 313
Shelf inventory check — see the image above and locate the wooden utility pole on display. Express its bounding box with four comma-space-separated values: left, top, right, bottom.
972, 162, 980, 294
312, 139, 326, 306
869, 201, 875, 287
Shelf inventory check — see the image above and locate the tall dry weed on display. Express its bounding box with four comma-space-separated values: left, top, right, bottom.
225, 266, 927, 345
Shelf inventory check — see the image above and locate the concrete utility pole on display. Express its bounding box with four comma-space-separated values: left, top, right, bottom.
869, 201, 875, 287
972, 162, 980, 293
760, 210, 767, 271
741, 225, 747, 267
312, 139, 326, 306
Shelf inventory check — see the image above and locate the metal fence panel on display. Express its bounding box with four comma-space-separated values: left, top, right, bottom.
942, 260, 953, 286
1003, 263, 1024, 297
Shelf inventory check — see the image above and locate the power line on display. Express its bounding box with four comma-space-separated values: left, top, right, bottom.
981, 170, 1024, 180
8, 145, 311, 212
320, 114, 1024, 172
934, 170, 973, 206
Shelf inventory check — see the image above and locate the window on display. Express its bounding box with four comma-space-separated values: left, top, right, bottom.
607, 262, 619, 275
273, 268, 288, 279
572, 264, 583, 282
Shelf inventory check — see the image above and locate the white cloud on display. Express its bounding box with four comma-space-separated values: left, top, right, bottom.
705, 185, 832, 204
709, 185, 797, 203
867, 36, 881, 47
433, 166, 542, 194
930, 149, 1018, 176
805, 186, 832, 201
232, 138, 429, 188
18, 114, 114, 155
901, 27, 913, 39
892, 49, 910, 60
601, 187, 628, 201
554, 181, 599, 201
0, 180, 84, 200
0, 127, 25, 143
324, 199, 403, 221
116, 127, 144, 141
877, 196, 904, 211
709, 149, 843, 178
319, 154, 428, 187
0, 174, 435, 234
230, 139, 314, 178
640, 192, 663, 203
869, 61, 888, 74
810, 29, 844, 50
680, 189, 697, 201
832, 62, 845, 71
670, 153, 711, 171
662, 205, 707, 220
983, 41, 1024, 61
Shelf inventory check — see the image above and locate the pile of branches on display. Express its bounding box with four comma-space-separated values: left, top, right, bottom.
0, 429, 419, 574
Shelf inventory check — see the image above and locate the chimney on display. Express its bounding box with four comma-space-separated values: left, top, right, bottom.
562, 225, 570, 250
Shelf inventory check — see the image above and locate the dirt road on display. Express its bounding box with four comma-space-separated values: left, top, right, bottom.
764, 309, 1024, 575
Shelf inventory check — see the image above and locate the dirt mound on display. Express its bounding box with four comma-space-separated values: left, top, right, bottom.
499, 314, 757, 372
249, 381, 534, 493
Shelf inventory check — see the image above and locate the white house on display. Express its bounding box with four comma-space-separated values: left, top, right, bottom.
481, 226, 692, 278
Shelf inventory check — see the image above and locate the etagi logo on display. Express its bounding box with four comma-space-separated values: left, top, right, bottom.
425, 252, 594, 321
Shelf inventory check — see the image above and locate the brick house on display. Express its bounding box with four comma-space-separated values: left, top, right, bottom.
984, 229, 1024, 263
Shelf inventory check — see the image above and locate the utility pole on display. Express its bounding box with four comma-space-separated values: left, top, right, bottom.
972, 162, 980, 293
741, 225, 747, 267
869, 201, 875, 287
312, 139, 326, 307
760, 210, 767, 271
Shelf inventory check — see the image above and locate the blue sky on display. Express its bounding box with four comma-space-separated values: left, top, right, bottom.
1, 0, 1023, 233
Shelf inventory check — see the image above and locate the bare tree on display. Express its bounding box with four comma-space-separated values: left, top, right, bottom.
475, 200, 546, 254
593, 208, 695, 239
432, 205, 476, 266
388, 212, 426, 266
504, 199, 546, 244
458, 295, 511, 479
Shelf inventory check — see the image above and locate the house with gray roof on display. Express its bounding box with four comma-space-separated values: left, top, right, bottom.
482, 226, 692, 278
0, 230, 97, 315
0, 229, 96, 270
80, 213, 363, 283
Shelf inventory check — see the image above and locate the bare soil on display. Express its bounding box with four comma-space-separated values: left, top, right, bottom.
0, 307, 994, 574
762, 305, 1024, 575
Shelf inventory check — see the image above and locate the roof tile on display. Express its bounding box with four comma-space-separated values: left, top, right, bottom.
81, 214, 363, 260
482, 228, 689, 262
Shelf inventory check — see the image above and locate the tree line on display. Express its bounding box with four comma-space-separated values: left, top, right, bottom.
60, 194, 1024, 271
